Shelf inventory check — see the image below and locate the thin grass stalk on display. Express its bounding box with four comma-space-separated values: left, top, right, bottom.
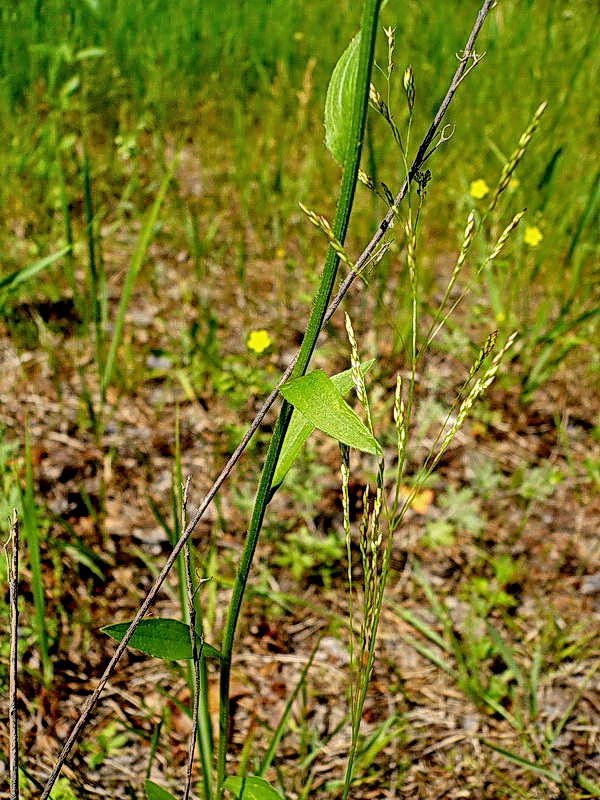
21, 426, 51, 685
183, 477, 202, 800
216, 1, 382, 793
258, 635, 322, 778
82, 150, 104, 393
5, 509, 20, 800
39, 6, 495, 794
175, 419, 213, 800
101, 159, 176, 399
342, 471, 387, 800
54, 135, 78, 311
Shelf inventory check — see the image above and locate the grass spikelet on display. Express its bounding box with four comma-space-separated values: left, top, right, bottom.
489, 101, 547, 210
384, 26, 396, 77
405, 216, 417, 286
486, 209, 527, 264
403, 65, 415, 113
299, 202, 355, 271
344, 313, 373, 429
358, 168, 377, 192
466, 328, 499, 382
369, 82, 404, 150
393, 374, 406, 458
438, 330, 518, 457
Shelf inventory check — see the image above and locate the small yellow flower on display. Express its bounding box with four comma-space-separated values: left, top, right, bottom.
275, 247, 286, 259
495, 311, 506, 323
400, 486, 434, 515
524, 225, 543, 247
470, 179, 490, 199
247, 329, 272, 354
509, 177, 520, 190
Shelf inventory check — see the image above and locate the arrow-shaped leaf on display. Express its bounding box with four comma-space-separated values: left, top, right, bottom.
280, 369, 381, 456
102, 618, 221, 661
272, 361, 374, 490
145, 780, 177, 800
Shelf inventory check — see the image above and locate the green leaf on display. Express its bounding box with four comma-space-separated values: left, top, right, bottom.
280, 369, 381, 456
145, 780, 177, 800
0, 245, 71, 293
324, 32, 360, 164
101, 158, 176, 394
101, 618, 221, 661
224, 775, 285, 800
482, 741, 561, 782
272, 361, 374, 489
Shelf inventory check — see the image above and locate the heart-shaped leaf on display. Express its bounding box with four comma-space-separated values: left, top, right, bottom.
324, 32, 360, 164
102, 618, 221, 661
280, 370, 381, 456
272, 360, 374, 490
224, 775, 285, 800
145, 780, 177, 800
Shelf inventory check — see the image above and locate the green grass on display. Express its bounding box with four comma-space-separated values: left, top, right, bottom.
1, 2, 599, 798
1, 1, 597, 396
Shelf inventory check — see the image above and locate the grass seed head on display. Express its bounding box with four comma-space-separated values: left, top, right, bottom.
403, 65, 415, 113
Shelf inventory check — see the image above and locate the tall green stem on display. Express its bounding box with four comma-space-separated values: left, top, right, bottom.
216, 0, 382, 794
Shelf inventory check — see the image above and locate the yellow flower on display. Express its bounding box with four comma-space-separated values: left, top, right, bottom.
524, 225, 543, 247
400, 486, 434, 515
275, 247, 286, 259
509, 177, 520, 190
470, 179, 490, 199
247, 329, 272, 354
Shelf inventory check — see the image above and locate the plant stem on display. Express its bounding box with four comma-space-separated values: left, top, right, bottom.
39, 5, 494, 795
6, 509, 20, 800
215, 0, 382, 794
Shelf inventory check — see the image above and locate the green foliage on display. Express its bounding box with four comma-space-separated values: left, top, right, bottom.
422, 485, 486, 548
275, 526, 345, 587
82, 721, 129, 768
49, 778, 79, 800
101, 618, 220, 661
280, 369, 382, 456
145, 780, 177, 800
273, 361, 373, 489
101, 159, 176, 396
20, 427, 53, 685
325, 33, 360, 164
2, 2, 598, 798
510, 463, 564, 501
0, 247, 70, 311
224, 776, 284, 800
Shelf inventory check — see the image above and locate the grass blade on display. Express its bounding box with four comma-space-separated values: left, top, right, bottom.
258, 636, 321, 777
483, 740, 561, 783
101, 158, 177, 396
20, 426, 52, 685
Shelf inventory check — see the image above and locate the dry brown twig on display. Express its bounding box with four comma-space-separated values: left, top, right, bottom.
5, 509, 20, 800
40, 1, 496, 794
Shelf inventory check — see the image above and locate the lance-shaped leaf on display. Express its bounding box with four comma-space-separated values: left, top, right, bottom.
0, 246, 71, 294
145, 780, 177, 800
280, 369, 381, 456
102, 618, 220, 661
224, 775, 285, 800
324, 32, 360, 164
272, 360, 374, 490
